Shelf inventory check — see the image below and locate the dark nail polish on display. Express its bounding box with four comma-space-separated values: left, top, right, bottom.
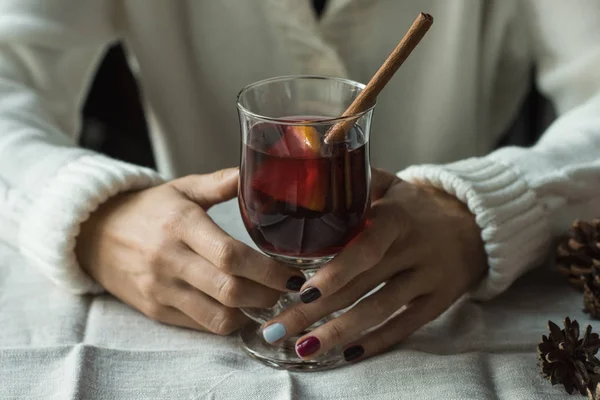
286, 276, 306, 291
343, 345, 364, 362
296, 336, 321, 357
300, 287, 321, 303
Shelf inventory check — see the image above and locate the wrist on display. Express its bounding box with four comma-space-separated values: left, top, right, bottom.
418, 182, 488, 283
19, 154, 163, 294
75, 192, 130, 279
399, 157, 550, 300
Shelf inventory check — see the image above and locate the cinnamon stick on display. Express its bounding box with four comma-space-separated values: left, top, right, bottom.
324, 12, 434, 143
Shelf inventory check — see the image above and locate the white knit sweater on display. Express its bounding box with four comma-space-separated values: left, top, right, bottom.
0, 0, 599, 299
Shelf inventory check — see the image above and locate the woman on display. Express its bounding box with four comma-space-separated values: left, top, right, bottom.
0, 0, 599, 363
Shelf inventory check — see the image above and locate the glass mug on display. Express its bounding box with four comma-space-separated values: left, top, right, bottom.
236, 76, 375, 371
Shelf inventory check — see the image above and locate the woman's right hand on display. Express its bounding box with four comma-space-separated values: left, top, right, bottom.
76, 168, 306, 335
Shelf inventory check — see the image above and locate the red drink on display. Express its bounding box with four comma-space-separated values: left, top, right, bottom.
239, 117, 370, 258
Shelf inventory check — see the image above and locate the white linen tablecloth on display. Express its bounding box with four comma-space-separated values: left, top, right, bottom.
0, 199, 585, 399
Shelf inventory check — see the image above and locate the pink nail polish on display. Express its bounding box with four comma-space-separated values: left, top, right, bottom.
296, 336, 321, 358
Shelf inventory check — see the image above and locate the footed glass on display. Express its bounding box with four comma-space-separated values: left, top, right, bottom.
236, 76, 374, 371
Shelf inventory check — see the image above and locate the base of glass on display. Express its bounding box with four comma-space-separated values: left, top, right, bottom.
240, 321, 345, 372
239, 259, 347, 371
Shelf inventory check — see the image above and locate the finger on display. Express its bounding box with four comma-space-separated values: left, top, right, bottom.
342, 295, 442, 363
182, 210, 306, 292
293, 270, 424, 359
154, 307, 209, 332
170, 168, 239, 209
173, 249, 281, 308
164, 284, 250, 335
370, 168, 401, 202
299, 203, 407, 303
112, 288, 209, 332
262, 259, 401, 344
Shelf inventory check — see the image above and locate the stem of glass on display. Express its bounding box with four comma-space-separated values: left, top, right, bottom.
241, 266, 321, 325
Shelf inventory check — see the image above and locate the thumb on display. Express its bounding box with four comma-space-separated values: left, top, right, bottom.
170, 167, 239, 209
370, 167, 400, 202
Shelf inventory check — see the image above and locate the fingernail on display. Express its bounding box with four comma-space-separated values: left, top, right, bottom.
296, 336, 321, 358
262, 323, 286, 344
343, 345, 364, 362
286, 276, 306, 291
300, 287, 321, 303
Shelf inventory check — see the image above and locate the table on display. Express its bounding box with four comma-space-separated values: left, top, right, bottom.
0, 199, 584, 399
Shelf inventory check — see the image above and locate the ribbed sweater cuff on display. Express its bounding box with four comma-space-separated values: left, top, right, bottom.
398, 157, 551, 300
18, 154, 164, 295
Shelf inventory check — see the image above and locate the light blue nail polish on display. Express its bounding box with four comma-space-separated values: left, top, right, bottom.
263, 323, 286, 344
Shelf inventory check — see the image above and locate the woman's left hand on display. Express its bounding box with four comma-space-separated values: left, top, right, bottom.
261, 168, 489, 363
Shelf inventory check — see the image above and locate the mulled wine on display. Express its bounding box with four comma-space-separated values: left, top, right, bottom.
239, 117, 370, 259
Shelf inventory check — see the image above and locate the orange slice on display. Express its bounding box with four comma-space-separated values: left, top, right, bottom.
252, 124, 327, 212
269, 125, 321, 157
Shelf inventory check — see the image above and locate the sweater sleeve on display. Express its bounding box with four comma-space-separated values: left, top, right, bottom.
0, 2, 164, 294
399, 0, 600, 300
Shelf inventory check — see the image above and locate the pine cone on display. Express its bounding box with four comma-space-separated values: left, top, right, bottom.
557, 219, 600, 290
589, 383, 600, 400
585, 284, 600, 319
538, 318, 600, 395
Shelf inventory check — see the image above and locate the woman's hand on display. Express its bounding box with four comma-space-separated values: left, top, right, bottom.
76, 168, 306, 335
262, 168, 488, 361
